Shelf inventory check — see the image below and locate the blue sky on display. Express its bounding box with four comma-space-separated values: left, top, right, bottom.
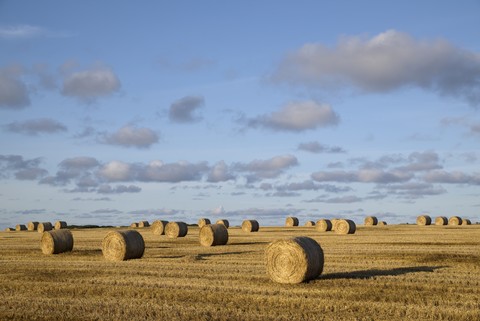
1, 1, 479, 228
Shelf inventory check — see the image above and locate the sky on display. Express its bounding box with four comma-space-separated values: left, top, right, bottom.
1, 1, 479, 229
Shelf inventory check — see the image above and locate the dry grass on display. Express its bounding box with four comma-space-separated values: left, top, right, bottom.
1, 224, 480, 320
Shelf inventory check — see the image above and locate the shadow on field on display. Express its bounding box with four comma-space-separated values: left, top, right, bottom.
321, 266, 446, 280
233, 241, 269, 246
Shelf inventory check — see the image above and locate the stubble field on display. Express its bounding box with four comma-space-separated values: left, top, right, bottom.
1, 224, 479, 320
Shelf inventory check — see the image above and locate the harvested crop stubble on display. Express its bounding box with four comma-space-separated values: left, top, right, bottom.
215, 219, 230, 228
449, 216, 463, 226
165, 222, 188, 238
315, 219, 332, 232
130, 222, 139, 228
242, 220, 259, 232
265, 236, 324, 284
138, 221, 150, 228
102, 230, 145, 261
304, 221, 315, 227
38, 222, 53, 233
197, 218, 211, 228
41, 229, 74, 254
335, 219, 356, 234
285, 216, 299, 227
54, 221, 67, 230
151, 220, 169, 235
199, 224, 228, 246
364, 216, 378, 226
27, 221, 39, 231
435, 216, 448, 225
416, 215, 432, 226
15, 224, 27, 231
462, 218, 472, 225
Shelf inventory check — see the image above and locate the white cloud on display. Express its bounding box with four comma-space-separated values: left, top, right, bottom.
169, 95, 204, 123
311, 169, 413, 184
207, 161, 235, 182
247, 100, 339, 132
0, 25, 45, 38
271, 30, 480, 106
98, 161, 133, 182
4, 118, 67, 135
138, 160, 209, 183
423, 170, 480, 185
297, 141, 346, 153
235, 154, 298, 181
102, 125, 159, 148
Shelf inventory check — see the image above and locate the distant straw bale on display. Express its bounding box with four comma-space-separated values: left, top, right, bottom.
38, 222, 53, 233
215, 219, 230, 228
130, 222, 139, 228
265, 236, 324, 284
138, 221, 150, 228
461, 218, 471, 225
242, 220, 259, 232
54, 221, 67, 230
315, 219, 332, 232
416, 215, 432, 226
304, 221, 315, 227
102, 230, 145, 261
364, 216, 378, 226
335, 219, 356, 234
331, 219, 340, 231
435, 216, 448, 226
27, 221, 39, 231
199, 224, 228, 246
378, 221, 387, 226
448, 216, 463, 226
4, 227, 14, 232
41, 229, 74, 255
151, 220, 169, 235
15, 224, 27, 231
165, 222, 188, 238
285, 216, 299, 227
198, 218, 211, 228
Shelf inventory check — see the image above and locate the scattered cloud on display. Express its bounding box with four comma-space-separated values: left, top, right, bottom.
311, 169, 413, 184
271, 29, 480, 106
297, 141, 346, 153
101, 125, 159, 148
207, 161, 236, 182
169, 95, 205, 123
246, 100, 339, 132
0, 155, 47, 180
234, 154, 298, 181
423, 170, 480, 185
4, 118, 67, 135
0, 71, 30, 109
97, 184, 142, 194
0, 25, 46, 39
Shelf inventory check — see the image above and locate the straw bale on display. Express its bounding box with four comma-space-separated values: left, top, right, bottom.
41, 229, 74, 254
416, 215, 432, 226
285, 216, 299, 227
151, 220, 169, 235
215, 219, 230, 229
448, 216, 463, 226
335, 219, 356, 234
197, 218, 211, 228
364, 216, 378, 226
199, 224, 228, 246
315, 219, 332, 232
242, 220, 259, 232
54, 221, 67, 230
435, 216, 448, 226
27, 221, 39, 231
38, 222, 53, 233
165, 221, 188, 238
102, 230, 145, 261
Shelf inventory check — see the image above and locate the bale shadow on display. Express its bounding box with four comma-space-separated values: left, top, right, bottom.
232, 241, 269, 246
321, 265, 446, 280
196, 251, 254, 259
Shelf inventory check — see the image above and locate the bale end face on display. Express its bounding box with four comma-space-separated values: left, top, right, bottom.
151, 220, 169, 235
335, 219, 356, 234
102, 230, 145, 261
198, 218, 211, 228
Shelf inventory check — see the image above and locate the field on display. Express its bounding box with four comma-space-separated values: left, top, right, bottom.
1, 224, 479, 320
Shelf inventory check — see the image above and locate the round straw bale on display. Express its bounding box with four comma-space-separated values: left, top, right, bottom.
198, 218, 211, 228
364, 216, 378, 226
335, 219, 356, 234
165, 221, 188, 238
378, 221, 387, 226
15, 224, 27, 231
54, 221, 67, 230
331, 218, 340, 231
285, 216, 299, 227
435, 216, 448, 226
315, 219, 332, 232
416, 215, 432, 226
138, 221, 150, 228
102, 230, 145, 261
151, 220, 168, 235
215, 219, 230, 228
304, 221, 315, 227
130, 222, 138, 228
41, 229, 74, 255
265, 236, 324, 284
37, 222, 53, 233
242, 220, 259, 232
4, 227, 15, 232
27, 221, 39, 231
448, 216, 462, 226
199, 224, 228, 246
461, 218, 472, 225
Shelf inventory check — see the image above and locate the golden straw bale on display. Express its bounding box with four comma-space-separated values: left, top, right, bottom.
315, 219, 332, 232
54, 221, 67, 230
285, 216, 299, 227
130, 222, 139, 228
165, 222, 188, 238
304, 221, 315, 227
151, 220, 169, 235
199, 224, 229, 246
197, 218, 211, 228
215, 219, 230, 228
448, 216, 463, 226
242, 220, 260, 232
41, 229, 74, 255
15, 224, 27, 231
27, 221, 39, 231
364, 216, 378, 226
416, 215, 432, 226
330, 219, 340, 231
335, 219, 356, 234
265, 236, 324, 284
4, 227, 15, 232
102, 230, 145, 261
378, 221, 387, 226
435, 216, 448, 226
462, 218, 472, 225
138, 221, 150, 228
37, 222, 53, 233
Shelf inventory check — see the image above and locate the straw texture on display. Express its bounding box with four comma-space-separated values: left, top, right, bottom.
151, 220, 169, 235
102, 230, 145, 261
335, 219, 356, 234
165, 222, 188, 238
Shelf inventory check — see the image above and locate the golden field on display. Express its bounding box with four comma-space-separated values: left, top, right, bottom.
1, 224, 479, 321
